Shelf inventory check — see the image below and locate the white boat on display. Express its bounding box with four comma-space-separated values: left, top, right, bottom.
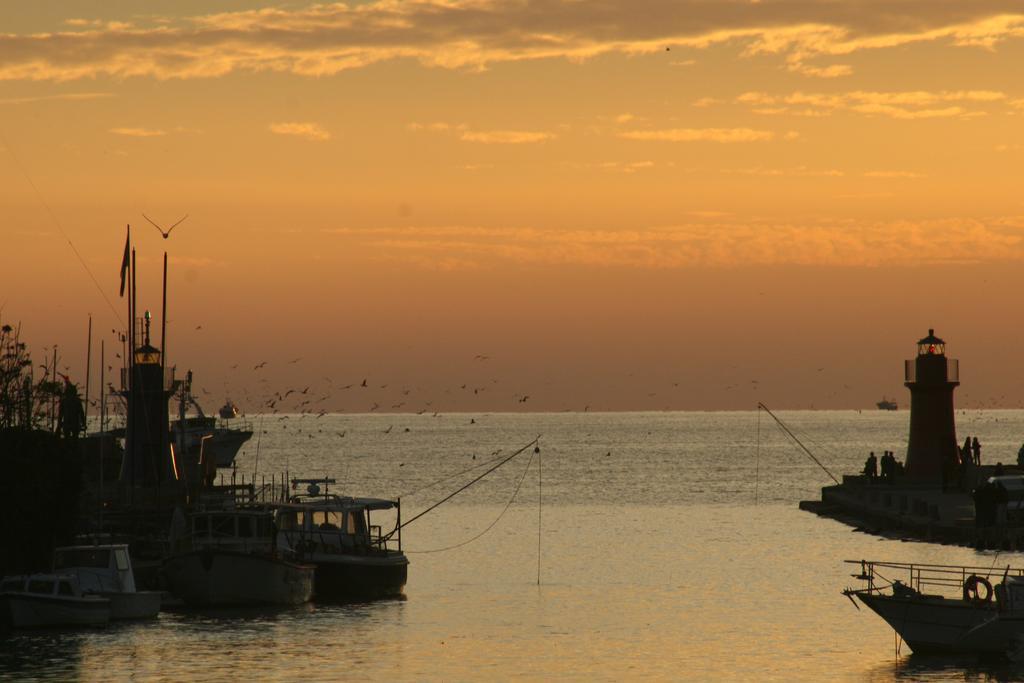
52, 544, 161, 620
172, 371, 253, 469
0, 574, 110, 628
275, 479, 409, 602
163, 508, 314, 607
844, 559, 1024, 656
171, 413, 254, 468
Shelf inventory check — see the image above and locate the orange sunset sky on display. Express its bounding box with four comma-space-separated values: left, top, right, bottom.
2, 1, 1024, 413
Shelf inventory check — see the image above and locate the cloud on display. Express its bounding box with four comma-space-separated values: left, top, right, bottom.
269, 121, 331, 141
723, 166, 843, 177
409, 122, 554, 143
0, 91, 112, 105
864, 170, 925, 178
459, 130, 555, 144
328, 218, 1024, 269
738, 89, 1007, 118
407, 121, 466, 132
600, 161, 657, 173
621, 128, 775, 143
692, 97, 724, 107
109, 127, 166, 137
1, 3, 1023, 82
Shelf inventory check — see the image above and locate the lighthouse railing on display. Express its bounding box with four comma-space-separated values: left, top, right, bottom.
904, 358, 958, 383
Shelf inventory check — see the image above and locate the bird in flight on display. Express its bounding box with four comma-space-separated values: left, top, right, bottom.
143, 213, 189, 239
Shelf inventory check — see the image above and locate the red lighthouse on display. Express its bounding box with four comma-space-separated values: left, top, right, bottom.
904, 329, 960, 480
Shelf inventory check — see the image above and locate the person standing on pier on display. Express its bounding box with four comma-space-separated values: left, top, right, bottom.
962, 436, 972, 464
972, 437, 982, 466
881, 451, 894, 482
864, 452, 878, 482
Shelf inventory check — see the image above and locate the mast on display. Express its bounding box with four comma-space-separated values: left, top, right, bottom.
51, 346, 58, 432
99, 339, 105, 527
85, 315, 92, 423
161, 252, 168, 495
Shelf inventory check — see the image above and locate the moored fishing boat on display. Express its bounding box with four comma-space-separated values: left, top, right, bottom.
0, 574, 110, 628
171, 371, 253, 469
52, 543, 161, 620
276, 478, 408, 602
844, 559, 1024, 656
163, 507, 314, 607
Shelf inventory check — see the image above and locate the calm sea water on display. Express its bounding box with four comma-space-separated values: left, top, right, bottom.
5, 409, 1024, 681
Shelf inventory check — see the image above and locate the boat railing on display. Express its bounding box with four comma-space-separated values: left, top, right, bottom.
284, 523, 401, 554
846, 559, 1024, 597
216, 416, 253, 432
368, 524, 400, 551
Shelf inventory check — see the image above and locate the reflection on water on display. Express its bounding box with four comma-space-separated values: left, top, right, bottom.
7, 410, 1024, 681
0, 630, 86, 681
865, 653, 1024, 682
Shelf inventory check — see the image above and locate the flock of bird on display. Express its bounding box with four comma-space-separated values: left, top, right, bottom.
231, 358, 506, 421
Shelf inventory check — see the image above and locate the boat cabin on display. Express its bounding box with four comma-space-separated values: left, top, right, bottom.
275, 495, 402, 554
186, 509, 277, 553
277, 504, 371, 548
53, 544, 137, 594
1, 574, 83, 598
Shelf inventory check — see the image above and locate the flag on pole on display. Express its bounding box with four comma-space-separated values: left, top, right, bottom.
119, 225, 130, 297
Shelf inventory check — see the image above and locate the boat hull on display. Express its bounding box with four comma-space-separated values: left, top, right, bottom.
163, 550, 313, 607
308, 552, 408, 601
207, 429, 253, 468
1, 593, 110, 628
857, 593, 1003, 654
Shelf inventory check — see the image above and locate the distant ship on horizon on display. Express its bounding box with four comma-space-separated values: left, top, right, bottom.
876, 397, 898, 411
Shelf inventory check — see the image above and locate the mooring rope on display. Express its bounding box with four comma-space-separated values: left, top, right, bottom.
398, 436, 540, 531
537, 438, 542, 585
755, 408, 761, 505
406, 442, 538, 554
0, 129, 124, 326
399, 448, 515, 499
758, 402, 840, 485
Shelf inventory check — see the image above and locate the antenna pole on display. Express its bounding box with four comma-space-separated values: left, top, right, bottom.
161, 251, 168, 487
51, 346, 58, 432
130, 247, 137, 494
99, 338, 105, 528
84, 315, 92, 423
